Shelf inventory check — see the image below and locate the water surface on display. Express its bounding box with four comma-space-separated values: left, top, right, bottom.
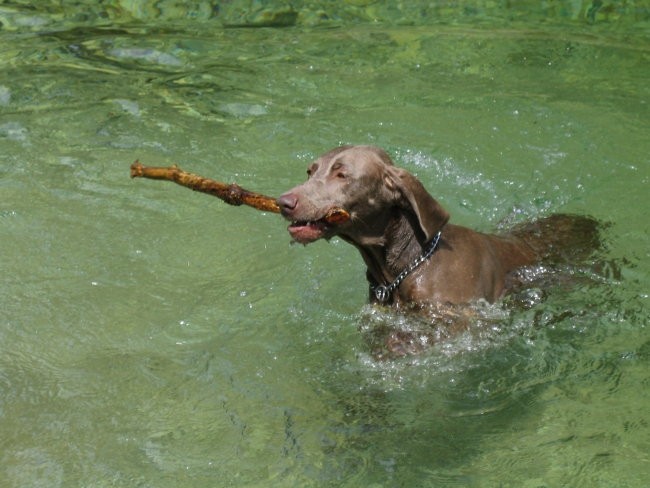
1, 2, 648, 487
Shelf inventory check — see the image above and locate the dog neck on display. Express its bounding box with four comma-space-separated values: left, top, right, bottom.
343, 210, 434, 301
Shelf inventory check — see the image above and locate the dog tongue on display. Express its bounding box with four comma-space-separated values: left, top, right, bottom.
288, 221, 326, 244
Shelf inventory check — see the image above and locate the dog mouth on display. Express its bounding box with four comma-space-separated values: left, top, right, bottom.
287, 218, 332, 244
286, 208, 350, 244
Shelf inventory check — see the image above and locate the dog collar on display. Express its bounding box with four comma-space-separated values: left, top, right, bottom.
371, 230, 442, 303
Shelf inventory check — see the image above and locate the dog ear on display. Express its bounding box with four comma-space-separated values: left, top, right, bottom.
384, 166, 449, 241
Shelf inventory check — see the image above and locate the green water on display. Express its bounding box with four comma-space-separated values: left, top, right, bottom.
1, 2, 649, 487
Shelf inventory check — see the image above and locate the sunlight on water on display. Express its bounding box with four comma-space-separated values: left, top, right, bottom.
1, 1, 649, 486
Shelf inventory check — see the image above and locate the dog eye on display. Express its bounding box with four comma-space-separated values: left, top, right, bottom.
330, 163, 347, 180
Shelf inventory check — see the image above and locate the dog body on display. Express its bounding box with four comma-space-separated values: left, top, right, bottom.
277, 145, 596, 307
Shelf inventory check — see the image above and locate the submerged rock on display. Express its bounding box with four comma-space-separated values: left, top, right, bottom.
220, 3, 298, 28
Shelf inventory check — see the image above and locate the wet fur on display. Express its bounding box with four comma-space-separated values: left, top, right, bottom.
277, 145, 602, 355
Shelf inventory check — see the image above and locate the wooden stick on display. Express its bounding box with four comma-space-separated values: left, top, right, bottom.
130, 160, 281, 213
130, 160, 350, 224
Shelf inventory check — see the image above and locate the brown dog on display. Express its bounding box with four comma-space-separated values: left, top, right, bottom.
277, 145, 599, 309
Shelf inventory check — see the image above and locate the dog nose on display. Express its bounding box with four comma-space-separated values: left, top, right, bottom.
277, 192, 298, 216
